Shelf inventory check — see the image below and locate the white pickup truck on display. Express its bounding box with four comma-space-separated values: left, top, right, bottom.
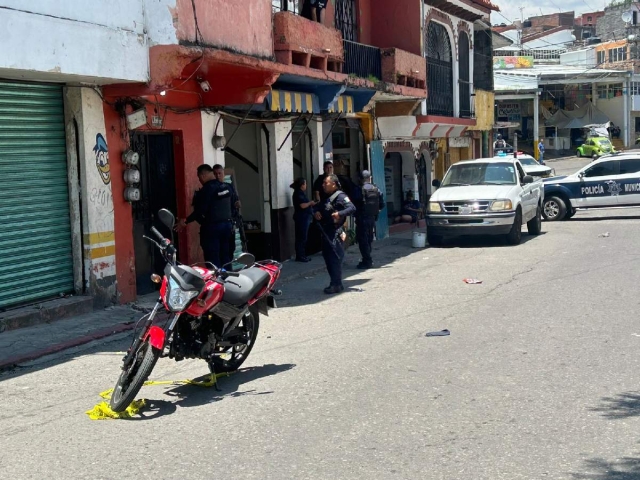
426, 157, 544, 246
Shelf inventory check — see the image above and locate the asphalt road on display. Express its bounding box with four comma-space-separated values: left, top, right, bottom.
2, 156, 640, 479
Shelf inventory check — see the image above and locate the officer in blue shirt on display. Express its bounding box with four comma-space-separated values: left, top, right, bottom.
313, 174, 356, 294
353, 170, 384, 269
176, 164, 240, 268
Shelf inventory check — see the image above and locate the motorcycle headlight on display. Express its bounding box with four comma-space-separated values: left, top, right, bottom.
428, 202, 442, 213
167, 277, 198, 311
489, 199, 513, 211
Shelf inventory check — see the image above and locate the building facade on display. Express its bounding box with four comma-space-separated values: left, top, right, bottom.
0, 0, 430, 312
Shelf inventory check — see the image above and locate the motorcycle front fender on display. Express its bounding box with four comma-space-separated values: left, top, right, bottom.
145, 326, 166, 350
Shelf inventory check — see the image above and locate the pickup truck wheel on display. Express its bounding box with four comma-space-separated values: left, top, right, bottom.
527, 206, 542, 235
565, 208, 577, 219
542, 196, 567, 221
427, 233, 443, 247
506, 209, 522, 245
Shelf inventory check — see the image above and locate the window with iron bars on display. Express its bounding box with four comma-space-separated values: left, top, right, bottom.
335, 0, 357, 42
632, 81, 640, 96
272, 0, 301, 15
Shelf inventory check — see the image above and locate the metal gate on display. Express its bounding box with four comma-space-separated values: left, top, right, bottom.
0, 80, 74, 309
370, 140, 388, 239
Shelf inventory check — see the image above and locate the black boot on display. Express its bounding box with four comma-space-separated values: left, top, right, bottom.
324, 285, 344, 294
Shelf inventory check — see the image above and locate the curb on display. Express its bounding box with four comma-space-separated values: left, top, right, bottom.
0, 322, 135, 373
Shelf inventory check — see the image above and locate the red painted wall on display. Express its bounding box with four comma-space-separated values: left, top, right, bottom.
357, 0, 373, 45
369, 0, 422, 55
103, 102, 205, 303
174, 0, 274, 59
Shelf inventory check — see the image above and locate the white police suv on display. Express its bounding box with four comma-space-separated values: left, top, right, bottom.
542, 152, 640, 221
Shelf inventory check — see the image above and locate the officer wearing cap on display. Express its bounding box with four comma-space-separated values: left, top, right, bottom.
354, 170, 384, 269
313, 174, 356, 294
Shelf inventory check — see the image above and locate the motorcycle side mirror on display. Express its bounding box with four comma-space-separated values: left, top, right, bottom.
158, 209, 175, 229
235, 252, 255, 268
432, 179, 441, 188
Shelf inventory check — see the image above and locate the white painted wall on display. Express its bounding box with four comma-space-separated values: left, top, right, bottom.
596, 95, 625, 130
201, 112, 225, 167
64, 87, 117, 301
268, 123, 294, 210
560, 49, 597, 68
0, 0, 148, 83
143, 0, 179, 46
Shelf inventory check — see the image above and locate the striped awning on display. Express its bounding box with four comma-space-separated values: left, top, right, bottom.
267, 90, 319, 113
328, 95, 354, 113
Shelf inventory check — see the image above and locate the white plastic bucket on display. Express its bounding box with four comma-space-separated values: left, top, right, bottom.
412, 231, 426, 248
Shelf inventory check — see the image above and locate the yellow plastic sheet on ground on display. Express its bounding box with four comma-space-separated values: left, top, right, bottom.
85, 372, 232, 420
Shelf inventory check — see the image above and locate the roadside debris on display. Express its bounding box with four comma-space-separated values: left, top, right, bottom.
425, 329, 450, 337
598, 232, 610, 238
463, 278, 483, 284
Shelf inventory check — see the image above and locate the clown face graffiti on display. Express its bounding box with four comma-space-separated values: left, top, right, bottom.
93, 133, 110, 185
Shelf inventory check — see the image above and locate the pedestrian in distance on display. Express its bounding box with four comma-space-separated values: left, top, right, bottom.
291, 178, 317, 262
353, 170, 384, 269
313, 174, 356, 294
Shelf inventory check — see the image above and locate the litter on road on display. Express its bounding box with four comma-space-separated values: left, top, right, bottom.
463, 278, 483, 284
425, 329, 450, 337
599, 232, 610, 238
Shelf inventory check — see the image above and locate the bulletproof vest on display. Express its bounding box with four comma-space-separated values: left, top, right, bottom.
495, 140, 506, 148
362, 184, 381, 218
207, 183, 232, 223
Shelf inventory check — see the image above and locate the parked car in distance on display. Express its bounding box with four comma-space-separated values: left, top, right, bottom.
576, 137, 615, 159
542, 152, 640, 221
494, 152, 555, 178
427, 158, 544, 246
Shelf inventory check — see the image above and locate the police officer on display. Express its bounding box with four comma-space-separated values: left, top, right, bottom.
175, 164, 240, 268
313, 174, 356, 294
354, 170, 384, 270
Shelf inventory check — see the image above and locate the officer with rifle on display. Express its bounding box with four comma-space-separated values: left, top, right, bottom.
313, 174, 356, 294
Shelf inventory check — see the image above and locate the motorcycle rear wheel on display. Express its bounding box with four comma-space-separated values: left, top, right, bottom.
109, 339, 160, 413
209, 311, 260, 373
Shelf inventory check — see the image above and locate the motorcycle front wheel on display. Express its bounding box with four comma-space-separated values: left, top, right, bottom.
209, 311, 260, 373
109, 339, 160, 412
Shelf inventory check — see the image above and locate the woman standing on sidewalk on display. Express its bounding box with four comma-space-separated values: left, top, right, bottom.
291, 178, 316, 262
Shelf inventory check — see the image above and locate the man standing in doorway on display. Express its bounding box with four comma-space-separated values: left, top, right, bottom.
313, 160, 334, 203
314, 174, 356, 294
354, 170, 384, 270
538, 139, 545, 165
176, 164, 240, 268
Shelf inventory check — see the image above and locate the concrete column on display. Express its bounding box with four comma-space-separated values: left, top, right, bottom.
201, 111, 225, 166
625, 75, 631, 147
533, 92, 540, 159
592, 82, 597, 107
63, 87, 117, 306
266, 122, 294, 210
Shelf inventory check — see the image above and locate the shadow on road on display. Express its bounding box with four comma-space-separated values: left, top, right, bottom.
567, 215, 640, 222
434, 232, 544, 249
130, 363, 296, 420
571, 456, 640, 479
590, 391, 640, 419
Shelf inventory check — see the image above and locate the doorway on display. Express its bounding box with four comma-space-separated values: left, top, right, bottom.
131, 132, 178, 295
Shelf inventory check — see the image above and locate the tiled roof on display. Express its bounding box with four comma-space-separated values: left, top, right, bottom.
471, 0, 500, 11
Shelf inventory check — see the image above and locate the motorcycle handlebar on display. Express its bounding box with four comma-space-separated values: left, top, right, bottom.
150, 226, 165, 244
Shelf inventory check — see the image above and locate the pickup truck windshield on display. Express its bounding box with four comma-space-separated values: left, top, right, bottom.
441, 162, 517, 187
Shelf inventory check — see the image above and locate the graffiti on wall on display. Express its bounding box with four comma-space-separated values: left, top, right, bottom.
93, 133, 111, 185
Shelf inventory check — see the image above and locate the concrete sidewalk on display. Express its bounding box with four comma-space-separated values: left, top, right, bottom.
0, 230, 418, 372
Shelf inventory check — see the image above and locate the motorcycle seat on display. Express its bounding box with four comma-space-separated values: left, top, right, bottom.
222, 267, 271, 306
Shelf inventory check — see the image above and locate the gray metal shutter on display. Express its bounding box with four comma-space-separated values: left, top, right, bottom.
0, 80, 74, 309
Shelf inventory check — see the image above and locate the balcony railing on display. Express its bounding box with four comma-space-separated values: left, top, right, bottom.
426, 59, 453, 117
272, 0, 301, 15
343, 40, 382, 81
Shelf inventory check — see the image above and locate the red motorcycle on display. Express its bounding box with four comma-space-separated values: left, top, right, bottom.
109, 209, 281, 412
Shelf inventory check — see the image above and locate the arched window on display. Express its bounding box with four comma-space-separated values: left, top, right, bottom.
459, 32, 471, 118
426, 22, 453, 117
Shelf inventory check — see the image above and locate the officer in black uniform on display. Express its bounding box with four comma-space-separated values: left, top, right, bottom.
354, 170, 384, 270
176, 164, 239, 268
313, 174, 356, 294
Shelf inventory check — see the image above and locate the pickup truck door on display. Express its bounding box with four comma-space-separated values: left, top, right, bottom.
579, 159, 620, 207
516, 162, 536, 221
617, 158, 640, 206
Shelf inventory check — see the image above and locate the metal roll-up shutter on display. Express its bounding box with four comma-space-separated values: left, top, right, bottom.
0, 80, 74, 309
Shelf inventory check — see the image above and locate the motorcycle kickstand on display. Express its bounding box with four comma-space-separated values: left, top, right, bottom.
207, 361, 222, 392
